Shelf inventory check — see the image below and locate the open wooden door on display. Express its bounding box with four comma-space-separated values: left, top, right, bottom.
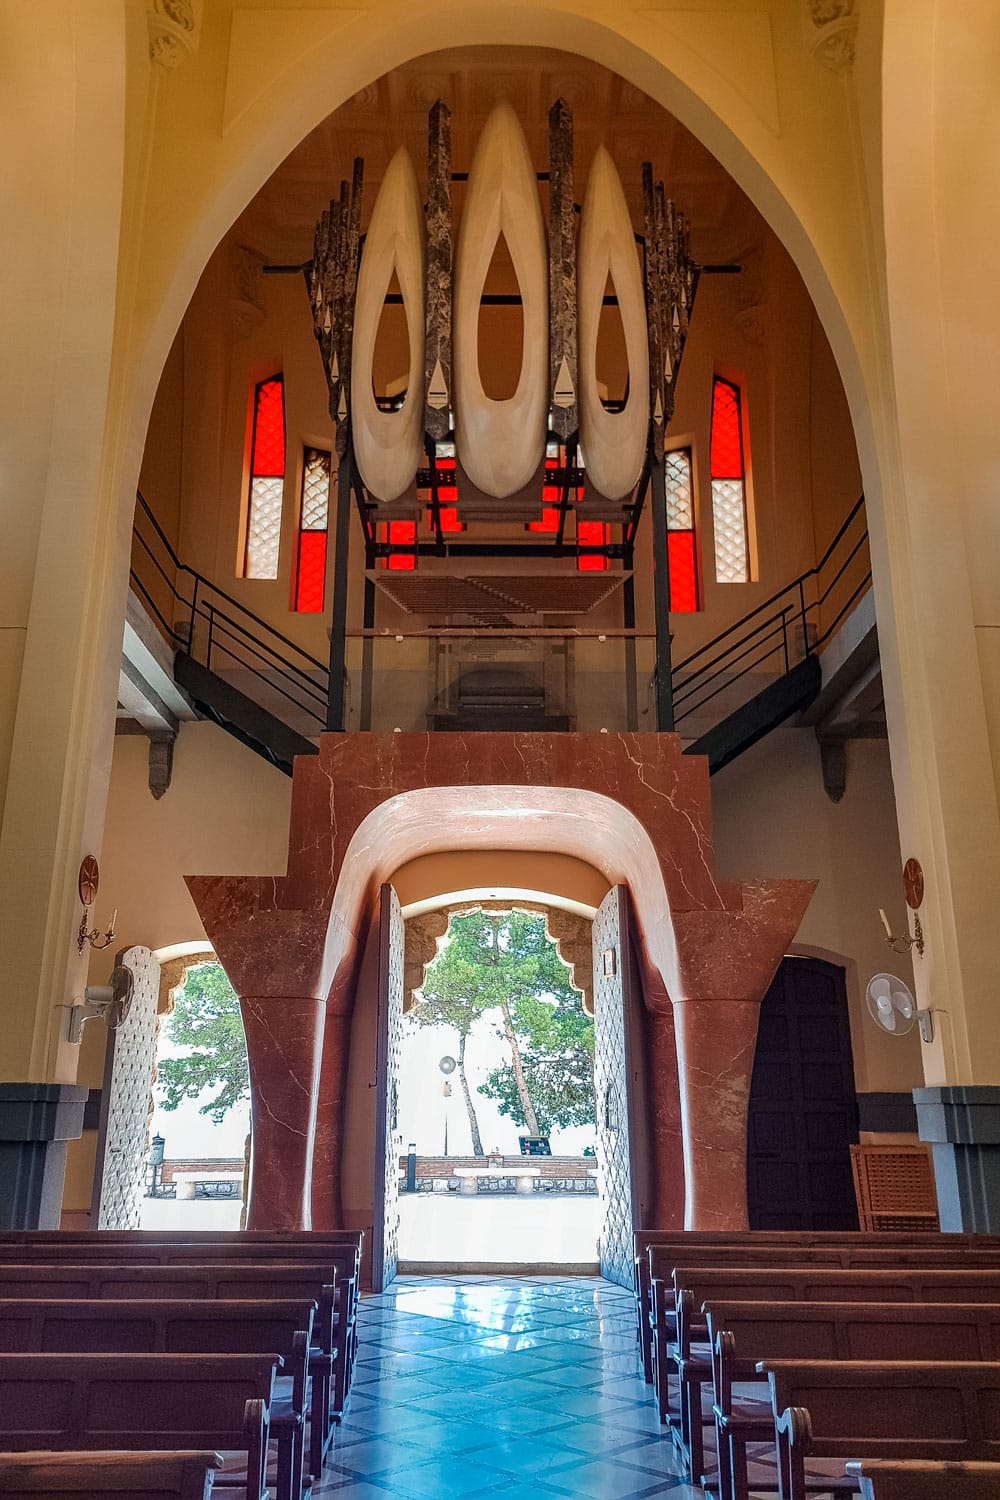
371, 885, 404, 1292
592, 886, 642, 1289
91, 946, 160, 1230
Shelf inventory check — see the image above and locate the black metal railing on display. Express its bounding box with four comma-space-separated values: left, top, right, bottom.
131, 489, 869, 745
670, 495, 870, 729
130, 493, 329, 733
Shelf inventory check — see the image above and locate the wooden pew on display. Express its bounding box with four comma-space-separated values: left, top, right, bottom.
705, 1300, 1000, 1500
0, 1452, 223, 1499
632, 1230, 1000, 1380
660, 1265, 1000, 1485
0, 1239, 360, 1425
0, 1262, 339, 1480
0, 1354, 281, 1500
761, 1359, 1000, 1500
645, 1238, 1000, 1407
847, 1459, 1000, 1499
0, 1300, 316, 1500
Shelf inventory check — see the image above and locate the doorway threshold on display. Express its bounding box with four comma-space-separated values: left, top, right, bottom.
397, 1260, 601, 1275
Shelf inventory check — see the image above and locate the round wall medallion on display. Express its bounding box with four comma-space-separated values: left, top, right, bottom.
78, 855, 100, 908
903, 858, 925, 910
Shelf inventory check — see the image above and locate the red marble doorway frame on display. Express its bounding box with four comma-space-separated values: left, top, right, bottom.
186, 733, 814, 1232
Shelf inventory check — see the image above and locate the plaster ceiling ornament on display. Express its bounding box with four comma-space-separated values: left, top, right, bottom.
351, 148, 426, 502
805, 0, 857, 75
453, 102, 549, 498
578, 148, 650, 501
230, 244, 265, 341
146, 0, 201, 73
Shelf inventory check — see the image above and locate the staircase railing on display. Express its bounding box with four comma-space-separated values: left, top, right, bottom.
130, 492, 329, 733
131, 489, 869, 744
671, 495, 870, 730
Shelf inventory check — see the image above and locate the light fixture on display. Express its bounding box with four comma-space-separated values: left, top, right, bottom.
878, 907, 925, 960
76, 855, 118, 953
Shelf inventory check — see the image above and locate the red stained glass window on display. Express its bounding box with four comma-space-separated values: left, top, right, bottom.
710, 376, 750, 583
378, 520, 417, 571
292, 446, 330, 611
577, 519, 609, 572
243, 375, 286, 579
664, 448, 700, 612
295, 530, 328, 613
710, 378, 743, 480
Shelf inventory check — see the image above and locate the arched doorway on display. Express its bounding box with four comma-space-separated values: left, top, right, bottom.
371, 882, 653, 1291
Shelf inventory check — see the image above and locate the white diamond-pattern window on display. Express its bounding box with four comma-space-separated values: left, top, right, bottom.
242, 374, 285, 580
245, 475, 284, 579
664, 449, 694, 530
712, 478, 749, 583
301, 447, 330, 530
710, 376, 751, 583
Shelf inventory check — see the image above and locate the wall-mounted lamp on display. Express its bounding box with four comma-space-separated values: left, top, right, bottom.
878, 907, 925, 960
76, 854, 117, 952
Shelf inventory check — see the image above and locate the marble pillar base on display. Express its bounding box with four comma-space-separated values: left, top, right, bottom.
0, 1083, 87, 1229
914, 1085, 1000, 1233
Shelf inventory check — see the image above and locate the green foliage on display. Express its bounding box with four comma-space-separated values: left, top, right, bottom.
479, 988, 596, 1132
416, 909, 596, 1135
156, 963, 249, 1125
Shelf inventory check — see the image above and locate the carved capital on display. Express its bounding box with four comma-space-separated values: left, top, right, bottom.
804, 0, 857, 75
147, 0, 202, 73
231, 244, 266, 340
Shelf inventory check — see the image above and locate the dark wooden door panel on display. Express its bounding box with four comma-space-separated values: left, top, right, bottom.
747, 955, 859, 1231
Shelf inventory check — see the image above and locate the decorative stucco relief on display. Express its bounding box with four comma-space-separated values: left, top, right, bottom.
805, 0, 857, 75
147, 0, 202, 73
231, 246, 266, 341
403, 900, 593, 1013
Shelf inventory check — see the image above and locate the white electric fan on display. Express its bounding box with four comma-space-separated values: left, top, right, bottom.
865, 973, 917, 1036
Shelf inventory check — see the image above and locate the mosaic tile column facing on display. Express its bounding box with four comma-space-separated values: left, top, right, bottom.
187, 733, 814, 1232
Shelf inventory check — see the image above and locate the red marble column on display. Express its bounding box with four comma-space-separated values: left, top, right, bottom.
671, 998, 762, 1230
642, 1010, 685, 1229
240, 995, 326, 1230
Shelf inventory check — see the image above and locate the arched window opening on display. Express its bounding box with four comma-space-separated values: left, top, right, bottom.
292, 445, 331, 612
664, 446, 700, 611
710, 375, 751, 583
242, 374, 286, 580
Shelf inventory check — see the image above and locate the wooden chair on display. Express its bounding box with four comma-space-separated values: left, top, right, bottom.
0, 1354, 281, 1500
0, 1452, 223, 1499
762, 1360, 1000, 1500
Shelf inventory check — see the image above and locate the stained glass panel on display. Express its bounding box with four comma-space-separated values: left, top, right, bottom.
301, 447, 330, 530
577, 519, 609, 572
665, 449, 694, 531
710, 377, 742, 480
378, 520, 417, 571
245, 475, 284, 579
295, 530, 327, 612
251, 377, 285, 477
712, 478, 749, 583
668, 531, 698, 613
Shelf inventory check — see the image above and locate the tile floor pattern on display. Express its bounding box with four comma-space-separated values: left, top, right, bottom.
313, 1275, 701, 1498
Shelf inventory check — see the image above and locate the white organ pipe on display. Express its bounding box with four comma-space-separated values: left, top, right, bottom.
578, 146, 650, 500
453, 101, 549, 498
351, 146, 426, 502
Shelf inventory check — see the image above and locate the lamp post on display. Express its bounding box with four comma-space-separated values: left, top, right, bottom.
148, 1133, 165, 1197
439, 1056, 456, 1158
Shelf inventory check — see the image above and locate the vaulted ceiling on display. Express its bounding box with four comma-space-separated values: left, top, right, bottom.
230, 46, 760, 267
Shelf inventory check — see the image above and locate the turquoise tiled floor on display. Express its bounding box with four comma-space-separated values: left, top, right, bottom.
314, 1275, 700, 1498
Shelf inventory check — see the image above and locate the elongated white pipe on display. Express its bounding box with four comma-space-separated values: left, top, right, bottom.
453, 102, 548, 498
352, 147, 426, 502
578, 147, 649, 500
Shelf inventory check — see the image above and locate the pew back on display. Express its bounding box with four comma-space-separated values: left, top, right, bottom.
0, 1451, 223, 1499
0, 1299, 315, 1358
0, 1354, 280, 1500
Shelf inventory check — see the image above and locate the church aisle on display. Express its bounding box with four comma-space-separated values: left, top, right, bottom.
314, 1275, 701, 1498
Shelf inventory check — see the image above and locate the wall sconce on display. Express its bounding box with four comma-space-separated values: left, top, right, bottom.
76, 854, 117, 953
878, 907, 925, 960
